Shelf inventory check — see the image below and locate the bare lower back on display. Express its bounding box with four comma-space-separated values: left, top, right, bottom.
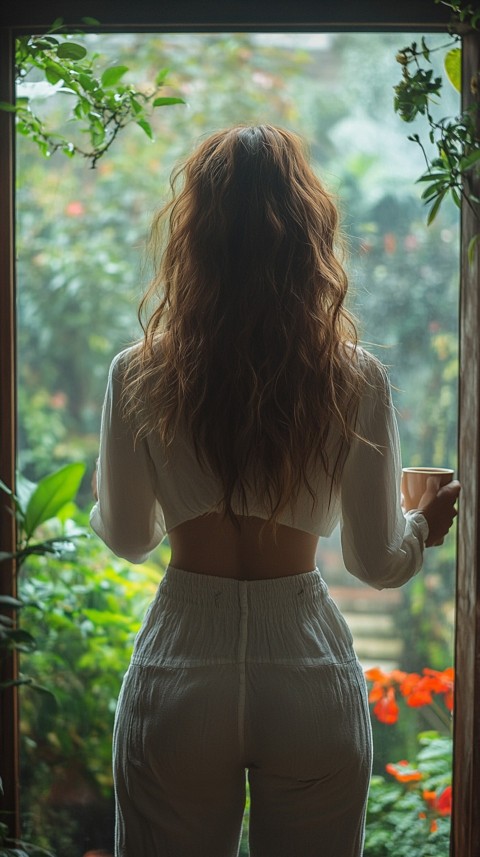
168, 513, 319, 580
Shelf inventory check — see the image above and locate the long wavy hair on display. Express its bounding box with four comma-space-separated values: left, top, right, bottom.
123, 124, 367, 524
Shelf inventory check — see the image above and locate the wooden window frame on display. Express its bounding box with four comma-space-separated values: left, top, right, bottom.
1, 3, 478, 854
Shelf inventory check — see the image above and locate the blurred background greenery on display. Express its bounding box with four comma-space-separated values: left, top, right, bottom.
13, 30, 459, 855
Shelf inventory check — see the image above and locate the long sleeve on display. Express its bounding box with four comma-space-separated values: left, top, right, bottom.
340, 357, 429, 590
90, 351, 165, 563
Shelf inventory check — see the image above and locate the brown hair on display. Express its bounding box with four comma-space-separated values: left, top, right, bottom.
123, 124, 367, 524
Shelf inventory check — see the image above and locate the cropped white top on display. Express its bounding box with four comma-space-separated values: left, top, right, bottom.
90, 346, 429, 589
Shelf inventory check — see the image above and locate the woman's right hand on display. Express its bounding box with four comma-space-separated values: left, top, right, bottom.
417, 477, 461, 547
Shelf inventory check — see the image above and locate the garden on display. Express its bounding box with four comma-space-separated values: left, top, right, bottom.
1, 22, 463, 857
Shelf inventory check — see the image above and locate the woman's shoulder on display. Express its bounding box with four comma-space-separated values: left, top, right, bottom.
108, 342, 143, 380
342, 342, 389, 388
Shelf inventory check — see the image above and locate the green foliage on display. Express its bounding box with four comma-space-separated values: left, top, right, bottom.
0, 818, 55, 856
0, 463, 87, 687
2, 19, 184, 167
364, 732, 452, 857
437, 0, 480, 28
393, 10, 480, 232
1, 462, 168, 854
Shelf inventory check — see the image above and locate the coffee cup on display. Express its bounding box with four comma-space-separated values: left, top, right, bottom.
401, 467, 454, 511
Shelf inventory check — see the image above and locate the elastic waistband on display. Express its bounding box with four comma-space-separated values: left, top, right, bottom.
160, 565, 326, 612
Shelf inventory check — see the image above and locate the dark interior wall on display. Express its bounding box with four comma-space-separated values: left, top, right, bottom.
0, 0, 451, 31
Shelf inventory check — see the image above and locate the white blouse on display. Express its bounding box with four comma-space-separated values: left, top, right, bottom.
90, 346, 428, 589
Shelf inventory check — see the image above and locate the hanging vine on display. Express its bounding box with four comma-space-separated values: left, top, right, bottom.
393, 0, 480, 259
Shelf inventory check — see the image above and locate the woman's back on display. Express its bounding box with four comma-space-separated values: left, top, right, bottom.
168, 513, 318, 579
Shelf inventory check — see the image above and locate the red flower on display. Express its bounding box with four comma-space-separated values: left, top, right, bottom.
373, 688, 399, 724
436, 786, 452, 816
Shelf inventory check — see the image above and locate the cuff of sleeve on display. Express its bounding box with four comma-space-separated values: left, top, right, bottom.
405, 509, 429, 543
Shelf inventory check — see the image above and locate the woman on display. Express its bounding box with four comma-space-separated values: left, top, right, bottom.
91, 125, 460, 857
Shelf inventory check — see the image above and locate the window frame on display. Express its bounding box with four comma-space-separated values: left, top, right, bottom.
1, 4, 478, 855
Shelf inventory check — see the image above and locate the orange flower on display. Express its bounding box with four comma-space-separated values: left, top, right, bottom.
364, 667, 389, 684
373, 688, 399, 724
424, 667, 455, 711
399, 672, 421, 697
365, 665, 454, 723
422, 789, 437, 809
406, 688, 433, 707
386, 760, 423, 783
365, 668, 405, 723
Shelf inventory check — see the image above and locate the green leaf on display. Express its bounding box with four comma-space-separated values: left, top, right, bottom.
78, 72, 95, 91
427, 189, 447, 224
7, 628, 36, 649
421, 182, 447, 200
24, 463, 86, 539
45, 66, 62, 85
155, 67, 170, 85
451, 187, 461, 208
0, 101, 17, 113
460, 149, 480, 171
152, 96, 185, 107
17, 473, 37, 512
56, 42, 88, 61
468, 233, 480, 266
416, 172, 449, 183
82, 16, 101, 25
34, 38, 60, 50
444, 47, 461, 93
101, 65, 129, 87
0, 595, 24, 609
136, 118, 154, 139
129, 97, 143, 115
89, 118, 106, 147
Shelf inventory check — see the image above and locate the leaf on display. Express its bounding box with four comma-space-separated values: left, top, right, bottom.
129, 97, 143, 115
0, 595, 24, 609
152, 96, 185, 107
28, 682, 58, 710
444, 47, 461, 93
451, 187, 461, 208
427, 189, 447, 225
24, 463, 86, 539
136, 118, 154, 139
460, 149, 480, 171
45, 66, 62, 85
421, 182, 447, 201
56, 42, 88, 61
155, 67, 170, 85
468, 233, 480, 266
101, 65, 129, 87
82, 16, 101, 25
0, 101, 18, 113
7, 628, 36, 649
416, 172, 449, 183
17, 472, 37, 512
